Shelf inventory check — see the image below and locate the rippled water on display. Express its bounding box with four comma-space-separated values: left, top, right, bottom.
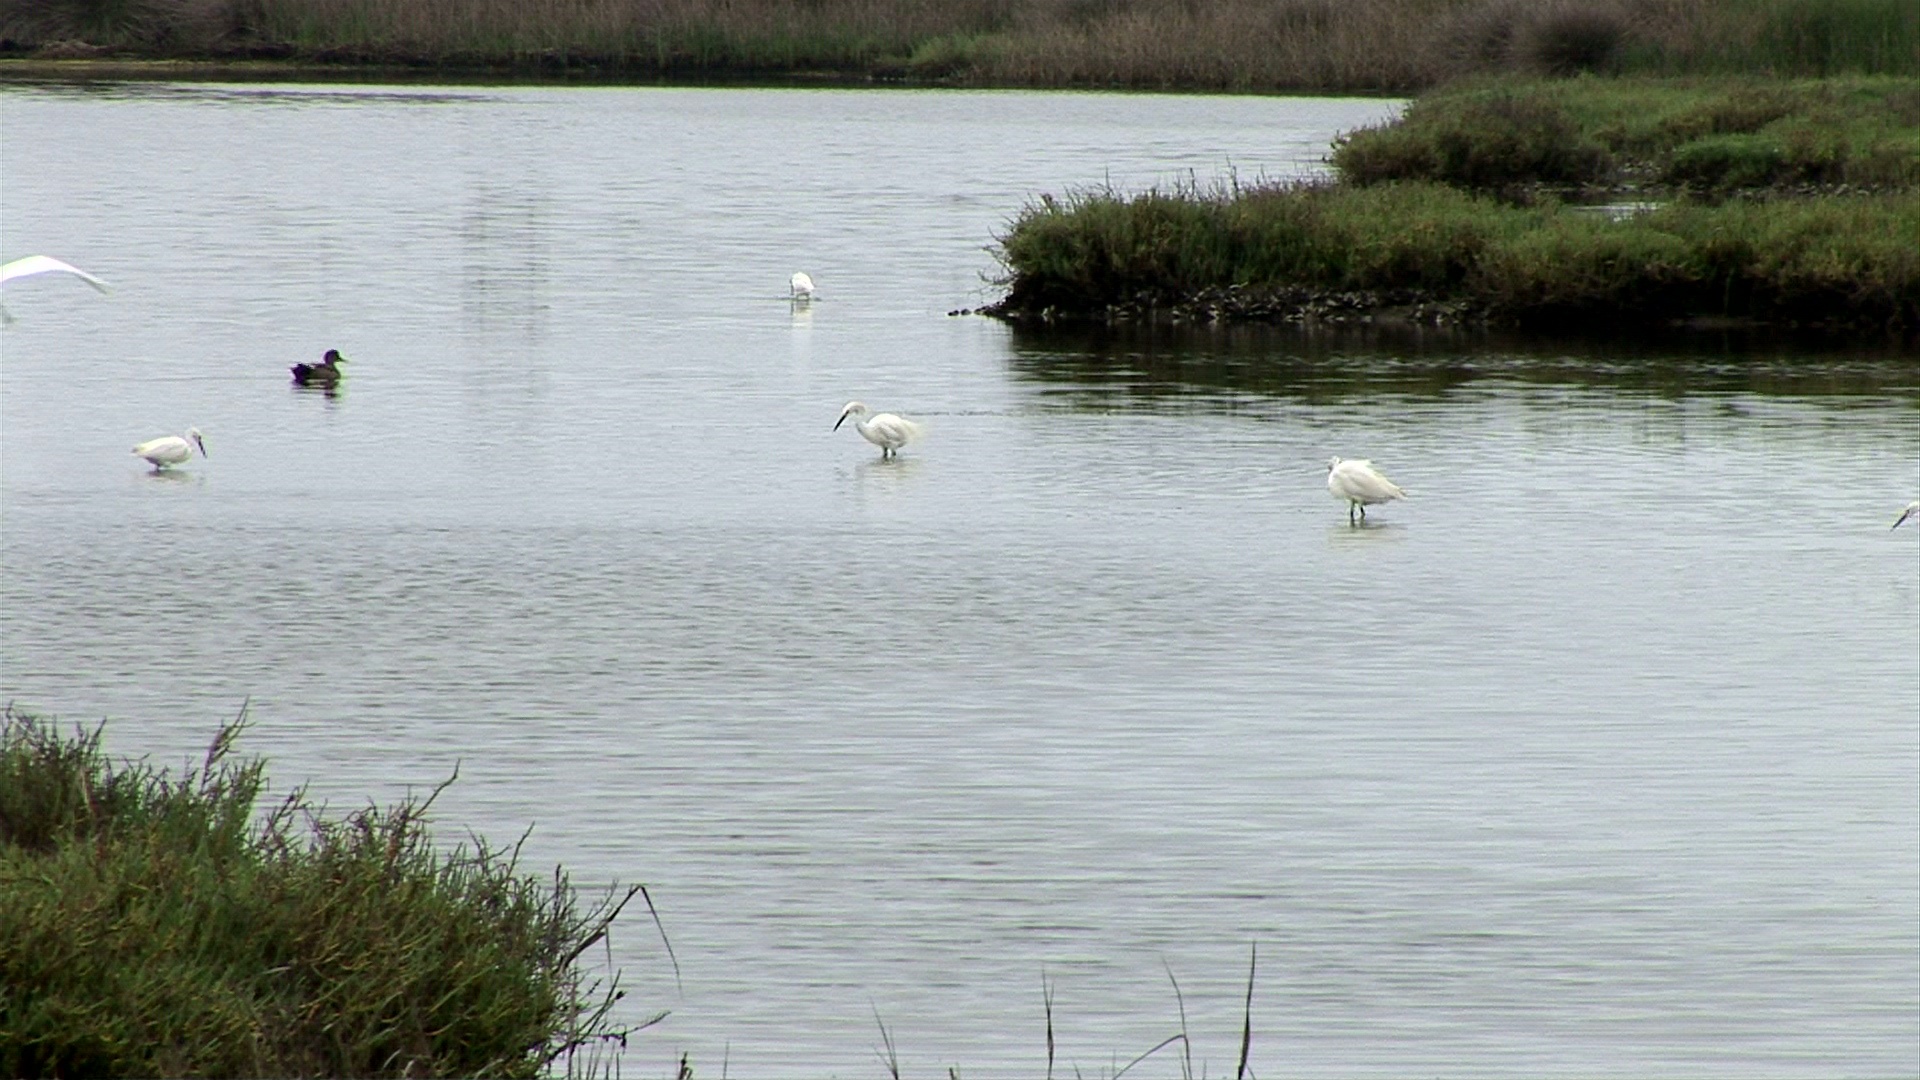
3, 82, 1916, 1077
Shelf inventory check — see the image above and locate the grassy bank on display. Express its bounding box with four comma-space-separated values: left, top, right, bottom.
991, 180, 1919, 332
987, 70, 1920, 336
0, 708, 647, 1078
1333, 74, 1920, 193
3, 0, 1917, 90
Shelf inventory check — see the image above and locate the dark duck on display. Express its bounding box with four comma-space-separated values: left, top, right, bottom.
291, 349, 347, 387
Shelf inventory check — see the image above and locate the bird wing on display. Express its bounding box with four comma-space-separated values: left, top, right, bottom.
869, 414, 921, 444
1, 255, 109, 292
133, 436, 186, 459
1333, 461, 1405, 501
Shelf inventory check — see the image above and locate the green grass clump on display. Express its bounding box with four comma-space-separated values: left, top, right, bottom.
1333, 75, 1920, 193
993, 181, 1920, 330
0, 707, 646, 1079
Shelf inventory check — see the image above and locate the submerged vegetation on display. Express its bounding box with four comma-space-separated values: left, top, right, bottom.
0, 707, 647, 1078
988, 69, 1920, 336
1, 0, 1917, 90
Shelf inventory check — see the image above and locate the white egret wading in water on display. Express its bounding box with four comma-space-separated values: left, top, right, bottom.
790, 272, 816, 301
1, 255, 109, 323
835, 401, 920, 459
1328, 456, 1406, 524
1895, 502, 1920, 530
133, 428, 206, 471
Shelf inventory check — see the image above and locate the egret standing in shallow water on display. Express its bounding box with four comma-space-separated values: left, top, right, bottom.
133, 428, 206, 471
1328, 456, 1406, 524
790, 272, 816, 301
835, 401, 920, 459
1895, 502, 1920, 530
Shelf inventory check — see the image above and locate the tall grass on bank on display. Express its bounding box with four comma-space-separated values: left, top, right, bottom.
0, 707, 649, 1079
1332, 75, 1920, 193
3, 0, 1916, 89
992, 180, 1920, 331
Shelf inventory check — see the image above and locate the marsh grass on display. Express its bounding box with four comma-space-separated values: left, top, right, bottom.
993, 180, 1920, 331
1332, 75, 1920, 193
2, 0, 1915, 88
0, 706, 651, 1079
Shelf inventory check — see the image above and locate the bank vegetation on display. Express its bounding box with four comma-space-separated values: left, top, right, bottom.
0, 707, 649, 1078
3, 0, 1917, 91
987, 73, 1920, 335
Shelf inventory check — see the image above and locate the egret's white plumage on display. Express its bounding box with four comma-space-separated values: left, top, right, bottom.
1328, 456, 1405, 523
1894, 501, 1920, 530
133, 428, 206, 470
1, 255, 109, 292
1, 255, 109, 323
835, 401, 920, 458
790, 272, 816, 300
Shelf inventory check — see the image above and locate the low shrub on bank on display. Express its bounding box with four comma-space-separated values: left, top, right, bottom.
993, 181, 1920, 330
0, 708, 645, 1079
1332, 75, 1920, 193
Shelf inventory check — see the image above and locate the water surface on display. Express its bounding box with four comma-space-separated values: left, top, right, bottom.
2, 83, 1916, 1078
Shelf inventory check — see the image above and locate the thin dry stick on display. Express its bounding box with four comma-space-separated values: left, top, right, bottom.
1164, 960, 1193, 1080
1043, 971, 1056, 1080
873, 1003, 902, 1080
639, 883, 683, 993
1112, 1034, 1187, 1080
1237, 942, 1257, 1080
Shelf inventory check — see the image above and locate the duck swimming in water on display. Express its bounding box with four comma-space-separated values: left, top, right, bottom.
291, 349, 346, 387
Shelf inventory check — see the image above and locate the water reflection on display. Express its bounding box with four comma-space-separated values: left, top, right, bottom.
1005, 320, 1920, 405
138, 469, 203, 487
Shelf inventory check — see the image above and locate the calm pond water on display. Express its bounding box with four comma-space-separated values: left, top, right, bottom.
3, 82, 1916, 1078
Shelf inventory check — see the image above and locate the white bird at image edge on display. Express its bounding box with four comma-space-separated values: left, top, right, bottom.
1328, 456, 1406, 523
1895, 502, 1920, 530
1, 255, 109, 323
133, 428, 207, 470
1, 255, 109, 292
790, 271, 816, 300
835, 401, 921, 458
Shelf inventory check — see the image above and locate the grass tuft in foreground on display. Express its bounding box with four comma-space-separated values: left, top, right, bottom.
0, 706, 649, 1079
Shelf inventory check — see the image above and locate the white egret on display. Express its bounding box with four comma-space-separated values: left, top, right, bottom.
1328, 456, 1406, 524
291, 348, 346, 387
133, 428, 207, 471
1, 255, 109, 292
1, 255, 109, 323
835, 401, 920, 459
1894, 502, 1920, 530
790, 271, 816, 301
